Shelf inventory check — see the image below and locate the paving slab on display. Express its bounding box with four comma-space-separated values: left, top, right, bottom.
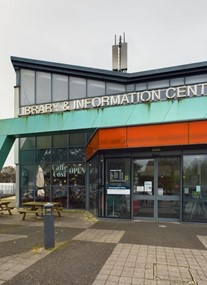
0, 206, 207, 284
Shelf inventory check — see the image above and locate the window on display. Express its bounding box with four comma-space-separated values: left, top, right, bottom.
126, 84, 135, 92
185, 74, 207, 84
136, 83, 147, 91
70, 77, 86, 99
52, 74, 68, 101
20, 69, 35, 106
53, 134, 68, 148
20, 137, 35, 150
69, 133, 86, 146
87, 80, 105, 97
148, 80, 169, 90
183, 154, 207, 222
106, 83, 125, 95
36, 72, 51, 104
170, 77, 184, 87
36, 136, 51, 149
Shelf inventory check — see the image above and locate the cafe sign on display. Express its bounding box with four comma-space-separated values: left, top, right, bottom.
18, 82, 207, 116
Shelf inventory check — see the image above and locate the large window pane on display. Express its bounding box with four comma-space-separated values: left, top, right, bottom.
69, 147, 86, 161
186, 74, 207, 84
87, 80, 105, 97
21, 165, 35, 203
51, 162, 68, 207
158, 200, 180, 219
69, 133, 86, 146
158, 157, 180, 196
183, 155, 207, 222
52, 74, 68, 101
36, 72, 51, 104
20, 150, 34, 163
133, 159, 154, 195
36, 136, 51, 149
20, 137, 35, 150
106, 83, 125, 95
133, 159, 154, 218
53, 134, 68, 148
51, 148, 68, 163
148, 80, 169, 90
89, 161, 99, 215
68, 163, 85, 209
70, 77, 86, 99
170, 77, 184, 87
20, 69, 35, 106
35, 149, 51, 164
136, 83, 147, 91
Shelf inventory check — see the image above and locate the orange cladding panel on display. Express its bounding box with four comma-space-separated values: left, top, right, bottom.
127, 123, 189, 147
99, 127, 127, 149
189, 121, 207, 144
86, 121, 207, 161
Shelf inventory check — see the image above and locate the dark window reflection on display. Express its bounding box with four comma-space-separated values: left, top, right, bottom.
68, 163, 85, 209
69, 147, 86, 161
35, 149, 51, 163
51, 148, 68, 162
20, 150, 35, 163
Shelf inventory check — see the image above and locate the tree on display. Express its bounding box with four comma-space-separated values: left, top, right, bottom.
0, 166, 16, 183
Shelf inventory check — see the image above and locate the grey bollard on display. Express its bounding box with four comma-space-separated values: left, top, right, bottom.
44, 203, 55, 249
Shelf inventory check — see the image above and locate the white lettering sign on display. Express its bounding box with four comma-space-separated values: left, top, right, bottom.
18, 82, 207, 116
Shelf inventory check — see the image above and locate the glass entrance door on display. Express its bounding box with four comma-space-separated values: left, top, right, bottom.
133, 157, 181, 220
105, 158, 131, 218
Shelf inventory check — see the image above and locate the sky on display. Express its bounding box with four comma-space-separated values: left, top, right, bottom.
1, 0, 207, 166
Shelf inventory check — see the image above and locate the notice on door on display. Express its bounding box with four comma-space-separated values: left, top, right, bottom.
107, 186, 130, 195
144, 181, 152, 193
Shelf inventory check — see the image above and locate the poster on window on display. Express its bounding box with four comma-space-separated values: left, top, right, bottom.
109, 169, 125, 182
144, 181, 152, 193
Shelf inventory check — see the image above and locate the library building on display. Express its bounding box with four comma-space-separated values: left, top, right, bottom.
9, 41, 207, 223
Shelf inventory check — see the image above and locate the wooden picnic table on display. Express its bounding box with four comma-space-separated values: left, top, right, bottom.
18, 201, 63, 220
0, 200, 14, 215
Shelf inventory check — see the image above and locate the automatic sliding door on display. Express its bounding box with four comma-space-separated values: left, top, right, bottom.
133, 157, 181, 220
133, 159, 154, 218
157, 157, 180, 220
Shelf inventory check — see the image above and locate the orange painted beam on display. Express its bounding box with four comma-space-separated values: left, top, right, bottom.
127, 123, 189, 148
189, 121, 207, 144
86, 120, 207, 160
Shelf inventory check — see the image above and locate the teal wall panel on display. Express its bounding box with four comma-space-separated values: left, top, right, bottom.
0, 136, 15, 169
0, 96, 207, 169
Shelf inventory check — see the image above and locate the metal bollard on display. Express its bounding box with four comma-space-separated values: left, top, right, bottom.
44, 203, 55, 249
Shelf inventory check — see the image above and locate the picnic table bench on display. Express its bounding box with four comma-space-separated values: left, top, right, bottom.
0, 200, 14, 215
18, 201, 63, 220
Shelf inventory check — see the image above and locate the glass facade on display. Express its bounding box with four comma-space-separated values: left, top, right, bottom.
20, 68, 207, 110
87, 152, 207, 222
20, 132, 90, 209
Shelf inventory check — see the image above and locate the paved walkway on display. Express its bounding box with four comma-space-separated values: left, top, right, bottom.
0, 202, 207, 284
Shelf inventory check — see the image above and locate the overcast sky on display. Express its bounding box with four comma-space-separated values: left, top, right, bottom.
1, 0, 207, 165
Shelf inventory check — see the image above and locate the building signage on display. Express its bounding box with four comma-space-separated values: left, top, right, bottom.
52, 163, 97, 178
110, 169, 124, 182
18, 82, 207, 116
52, 164, 85, 178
